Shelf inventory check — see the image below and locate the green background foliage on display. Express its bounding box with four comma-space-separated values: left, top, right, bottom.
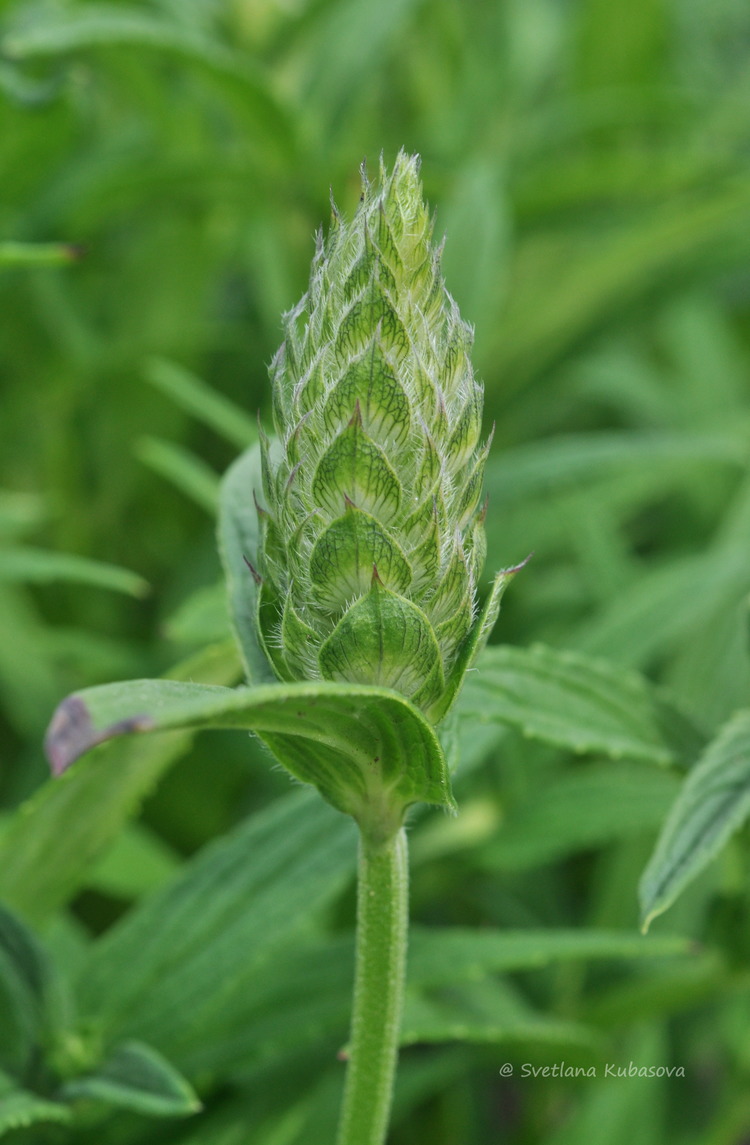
1, 0, 750, 1140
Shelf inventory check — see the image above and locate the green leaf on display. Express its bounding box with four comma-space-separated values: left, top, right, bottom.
144, 358, 257, 450
0, 905, 49, 1007
0, 547, 148, 597
573, 545, 750, 668
483, 430, 746, 504
542, 1026, 669, 1145
136, 437, 219, 514
218, 444, 277, 684
75, 791, 357, 1055
43, 672, 455, 825
490, 181, 750, 390
61, 1040, 200, 1118
0, 242, 80, 268
175, 923, 690, 1079
300, 0, 424, 133
407, 925, 692, 988
0, 1070, 70, 1136
2, 6, 292, 158
460, 644, 703, 766
0, 905, 51, 1069
479, 762, 680, 871
165, 930, 355, 1078
639, 710, 750, 930
0, 642, 242, 923
400, 979, 599, 1052
85, 823, 180, 899
0, 492, 45, 540
164, 582, 231, 647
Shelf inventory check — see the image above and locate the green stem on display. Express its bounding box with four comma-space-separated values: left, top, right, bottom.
336, 826, 409, 1145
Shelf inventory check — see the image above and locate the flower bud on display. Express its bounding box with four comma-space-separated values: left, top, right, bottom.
255, 152, 500, 723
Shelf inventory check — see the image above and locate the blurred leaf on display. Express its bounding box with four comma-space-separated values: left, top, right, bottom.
298, 0, 424, 134
575, 0, 666, 90
0, 546, 148, 597
0, 493, 45, 540
145, 358, 257, 449
480, 762, 680, 871
85, 822, 180, 899
61, 1040, 200, 1118
461, 644, 703, 766
0, 1070, 70, 1136
573, 545, 750, 669
483, 429, 747, 504
544, 1025, 668, 1145
164, 581, 231, 646
492, 182, 750, 389
2, 3, 293, 156
0, 642, 242, 923
0, 905, 49, 1071
75, 790, 356, 1052
640, 710, 750, 930
401, 979, 599, 1051
136, 436, 219, 514
584, 952, 725, 1027
0, 242, 80, 268
440, 156, 511, 343
0, 585, 67, 735
407, 924, 692, 988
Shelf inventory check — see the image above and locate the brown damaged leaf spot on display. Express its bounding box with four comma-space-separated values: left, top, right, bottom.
44, 695, 155, 777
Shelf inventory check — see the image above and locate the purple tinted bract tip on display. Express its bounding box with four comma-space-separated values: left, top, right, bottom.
44, 695, 154, 776
44, 695, 94, 776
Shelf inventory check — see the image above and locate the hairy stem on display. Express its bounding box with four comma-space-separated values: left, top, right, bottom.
336, 826, 409, 1145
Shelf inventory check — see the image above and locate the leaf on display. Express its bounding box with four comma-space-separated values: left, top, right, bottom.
164, 581, 231, 647
43, 673, 455, 824
175, 923, 690, 1078
0, 242, 80, 268
483, 430, 746, 504
490, 181, 750, 390
0, 641, 242, 923
0, 905, 51, 1070
400, 979, 599, 1052
0, 492, 45, 540
543, 1026, 669, 1145
136, 437, 219, 514
0, 547, 148, 597
573, 545, 750, 668
144, 358, 257, 450
460, 644, 703, 766
300, 0, 425, 132
61, 1040, 200, 1118
479, 762, 680, 871
218, 444, 277, 684
407, 925, 692, 988
1, 5, 292, 157
74, 791, 357, 1055
0, 585, 62, 735
0, 1070, 70, 1136
639, 710, 750, 930
85, 823, 180, 899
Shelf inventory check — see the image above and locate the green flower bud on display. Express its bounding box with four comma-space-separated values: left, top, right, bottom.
254, 152, 502, 724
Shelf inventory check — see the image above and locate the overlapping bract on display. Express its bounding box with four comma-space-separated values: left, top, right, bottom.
255, 153, 491, 722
